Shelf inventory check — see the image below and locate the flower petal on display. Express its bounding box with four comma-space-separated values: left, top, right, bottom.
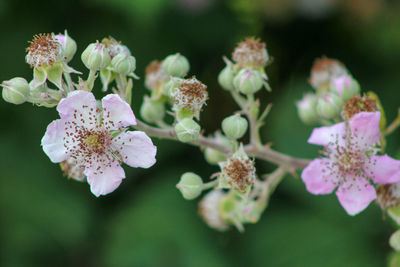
84, 155, 125, 197
102, 94, 136, 129
57, 90, 97, 128
41, 119, 68, 163
366, 155, 400, 184
301, 158, 339, 194
112, 131, 156, 168
349, 111, 380, 150
308, 122, 346, 148
336, 177, 376, 216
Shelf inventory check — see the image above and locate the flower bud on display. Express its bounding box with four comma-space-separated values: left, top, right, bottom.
81, 42, 111, 71
330, 75, 360, 102
1, 77, 30, 105
390, 230, 400, 251
162, 77, 183, 97
174, 118, 200, 143
316, 93, 343, 119
218, 64, 235, 91
55, 30, 77, 63
176, 172, 204, 200
232, 37, 269, 68
310, 56, 347, 90
161, 53, 190, 77
233, 68, 263, 95
296, 93, 319, 124
199, 190, 229, 231
111, 53, 136, 75
222, 114, 248, 140
140, 97, 165, 123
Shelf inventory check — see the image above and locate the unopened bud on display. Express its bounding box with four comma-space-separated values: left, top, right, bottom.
1, 77, 30, 105
316, 93, 343, 119
222, 114, 248, 140
140, 97, 165, 123
81, 42, 111, 71
55, 30, 77, 63
330, 75, 360, 102
218, 64, 235, 91
296, 93, 319, 124
233, 68, 263, 95
310, 56, 347, 90
199, 190, 230, 231
176, 172, 203, 200
162, 53, 190, 77
111, 53, 136, 75
174, 118, 200, 143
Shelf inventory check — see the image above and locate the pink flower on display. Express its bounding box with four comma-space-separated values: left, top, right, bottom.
41, 90, 157, 197
301, 112, 400, 215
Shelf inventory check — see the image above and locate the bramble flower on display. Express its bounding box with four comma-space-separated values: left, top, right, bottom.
309, 56, 347, 90
232, 37, 269, 68
218, 147, 256, 194
41, 90, 157, 196
301, 111, 400, 215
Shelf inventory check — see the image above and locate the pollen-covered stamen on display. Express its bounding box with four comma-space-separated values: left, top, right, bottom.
376, 184, 400, 210
102, 36, 130, 58
174, 76, 208, 111
26, 33, 62, 68
321, 130, 377, 188
223, 157, 256, 193
145, 60, 169, 91
232, 37, 269, 68
342, 94, 378, 120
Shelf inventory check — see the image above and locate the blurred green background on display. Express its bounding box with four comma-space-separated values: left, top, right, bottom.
1, 0, 400, 266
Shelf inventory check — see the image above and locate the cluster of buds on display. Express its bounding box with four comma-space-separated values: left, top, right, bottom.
296, 57, 360, 125
142, 53, 208, 143
218, 37, 271, 95
2, 31, 78, 107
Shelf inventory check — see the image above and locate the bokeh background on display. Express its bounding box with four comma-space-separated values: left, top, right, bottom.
1, 0, 400, 266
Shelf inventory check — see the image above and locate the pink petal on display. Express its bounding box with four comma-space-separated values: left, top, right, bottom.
84, 155, 126, 197
102, 94, 136, 130
41, 119, 68, 163
336, 177, 376, 216
112, 131, 157, 168
349, 112, 380, 150
57, 90, 98, 128
366, 155, 400, 184
308, 122, 346, 148
301, 158, 339, 194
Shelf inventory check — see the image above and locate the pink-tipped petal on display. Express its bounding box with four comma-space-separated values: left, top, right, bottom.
308, 122, 346, 148
336, 177, 376, 216
113, 131, 157, 168
57, 90, 97, 128
366, 155, 400, 184
41, 119, 68, 163
349, 112, 380, 150
84, 156, 126, 197
102, 94, 136, 129
301, 158, 339, 195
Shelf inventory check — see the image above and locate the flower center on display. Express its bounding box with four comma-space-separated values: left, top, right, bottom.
84, 134, 101, 148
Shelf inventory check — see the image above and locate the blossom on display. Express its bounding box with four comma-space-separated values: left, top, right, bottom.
301, 112, 400, 215
41, 90, 157, 197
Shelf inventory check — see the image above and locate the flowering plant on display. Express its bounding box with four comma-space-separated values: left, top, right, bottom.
4, 31, 400, 264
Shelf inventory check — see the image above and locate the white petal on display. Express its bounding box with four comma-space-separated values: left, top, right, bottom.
41, 119, 68, 163
112, 131, 156, 168
102, 94, 136, 130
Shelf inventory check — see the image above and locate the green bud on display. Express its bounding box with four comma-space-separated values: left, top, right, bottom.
174, 118, 200, 143
218, 64, 235, 90
330, 75, 360, 102
55, 30, 77, 63
162, 53, 190, 77
111, 53, 136, 75
140, 98, 165, 123
222, 114, 248, 140
162, 77, 183, 97
204, 133, 232, 165
390, 230, 400, 251
316, 93, 343, 119
176, 172, 203, 200
1, 77, 30, 105
81, 42, 111, 71
296, 93, 319, 124
233, 68, 263, 95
